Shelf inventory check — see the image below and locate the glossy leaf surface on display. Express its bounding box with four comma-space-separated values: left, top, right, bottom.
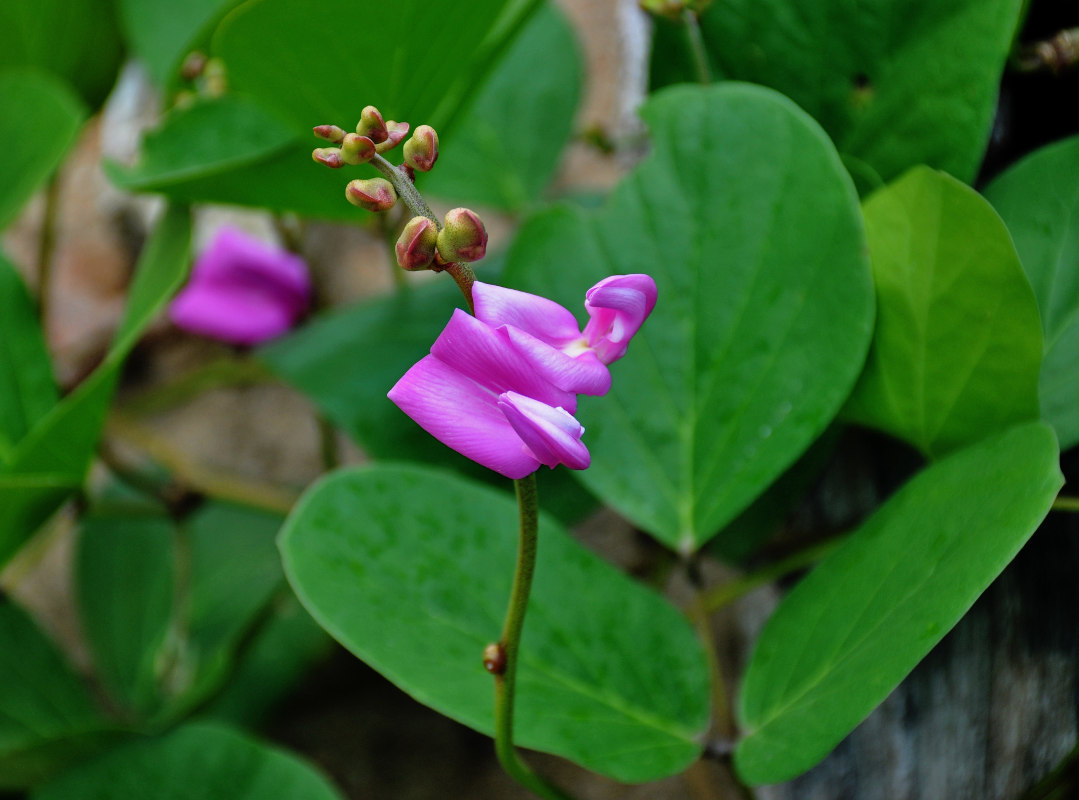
279, 464, 710, 782
736, 422, 1062, 784
844, 167, 1042, 457
504, 83, 874, 551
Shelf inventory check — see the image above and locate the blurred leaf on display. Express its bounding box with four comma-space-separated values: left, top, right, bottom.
76, 512, 176, 720
0, 255, 57, 458
650, 0, 1023, 182
258, 274, 596, 524
118, 0, 243, 88
984, 135, 1079, 449
505, 84, 874, 552
422, 3, 581, 210
0, 70, 85, 231
279, 464, 710, 782
0, 600, 118, 789
32, 722, 344, 800
105, 97, 353, 220
0, 205, 191, 568
214, 0, 525, 136
736, 421, 1061, 784
844, 167, 1042, 457
0, 0, 123, 107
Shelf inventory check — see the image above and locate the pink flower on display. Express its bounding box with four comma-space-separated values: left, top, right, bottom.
388, 275, 656, 479
169, 227, 311, 346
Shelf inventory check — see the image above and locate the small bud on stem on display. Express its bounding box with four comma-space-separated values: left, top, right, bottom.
437, 208, 488, 263
377, 121, 410, 153
345, 178, 397, 212
356, 105, 389, 144
403, 125, 439, 172
483, 642, 507, 675
396, 216, 440, 270
340, 133, 376, 165
312, 147, 344, 168
313, 124, 347, 144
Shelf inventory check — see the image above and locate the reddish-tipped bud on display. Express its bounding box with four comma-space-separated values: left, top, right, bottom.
376, 121, 410, 154
395, 216, 439, 270
312, 147, 344, 168
345, 178, 397, 212
437, 208, 487, 262
403, 125, 439, 172
313, 124, 346, 144
355, 105, 388, 144
340, 133, 376, 165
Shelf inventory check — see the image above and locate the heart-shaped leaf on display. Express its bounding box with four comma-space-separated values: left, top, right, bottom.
984, 135, 1079, 449
650, 0, 1023, 183
0, 70, 85, 231
504, 83, 874, 552
844, 167, 1043, 457
279, 464, 710, 782
31, 722, 344, 800
735, 421, 1061, 785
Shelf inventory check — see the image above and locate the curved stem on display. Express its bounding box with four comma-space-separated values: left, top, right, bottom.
368, 153, 477, 311
1052, 495, 1079, 513
491, 474, 578, 800
682, 9, 713, 85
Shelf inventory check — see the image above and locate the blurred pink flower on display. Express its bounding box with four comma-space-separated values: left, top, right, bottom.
169, 227, 311, 346
388, 275, 656, 479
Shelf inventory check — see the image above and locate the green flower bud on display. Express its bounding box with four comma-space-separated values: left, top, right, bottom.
436, 208, 487, 263
340, 133, 376, 165
312, 147, 344, 168
376, 121, 410, 154
403, 125, 439, 172
395, 216, 439, 270
345, 178, 397, 212
313, 124, 346, 144
355, 105, 388, 144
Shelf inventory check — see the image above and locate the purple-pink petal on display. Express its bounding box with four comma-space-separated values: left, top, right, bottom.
388, 356, 541, 479
473, 282, 582, 346
169, 227, 310, 346
501, 325, 612, 396
582, 273, 657, 364
498, 391, 590, 471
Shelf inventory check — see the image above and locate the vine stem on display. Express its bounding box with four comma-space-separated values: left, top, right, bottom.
368, 153, 476, 311
1052, 495, 1079, 513
682, 9, 713, 85
491, 474, 579, 800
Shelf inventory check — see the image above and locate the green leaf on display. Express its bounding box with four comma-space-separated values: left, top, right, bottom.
735, 421, 1062, 785
279, 464, 710, 782
0, 205, 191, 568
983, 135, 1079, 449
0, 0, 123, 108
650, 0, 1023, 183
76, 512, 176, 720
213, 0, 518, 135
118, 0, 243, 88
421, 2, 581, 210
105, 97, 353, 221
0, 600, 118, 789
504, 83, 874, 551
844, 167, 1043, 457
258, 275, 597, 524
0, 70, 85, 231
31, 722, 344, 800
0, 254, 57, 458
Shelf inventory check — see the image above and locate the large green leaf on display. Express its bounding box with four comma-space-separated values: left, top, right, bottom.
258, 275, 596, 524
0, 0, 123, 108
32, 722, 344, 800
422, 2, 581, 211
105, 97, 353, 221
0, 600, 118, 789
650, 0, 1023, 183
735, 421, 1061, 785
76, 512, 176, 720
279, 464, 710, 782
984, 136, 1079, 449
504, 83, 874, 551
844, 167, 1043, 457
118, 0, 243, 88
213, 0, 522, 136
0, 205, 191, 568
0, 70, 85, 231
0, 255, 57, 459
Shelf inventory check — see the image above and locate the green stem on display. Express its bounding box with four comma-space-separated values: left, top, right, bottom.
683, 9, 713, 85
491, 474, 578, 800
1052, 495, 1079, 512
368, 153, 476, 311
701, 536, 843, 614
